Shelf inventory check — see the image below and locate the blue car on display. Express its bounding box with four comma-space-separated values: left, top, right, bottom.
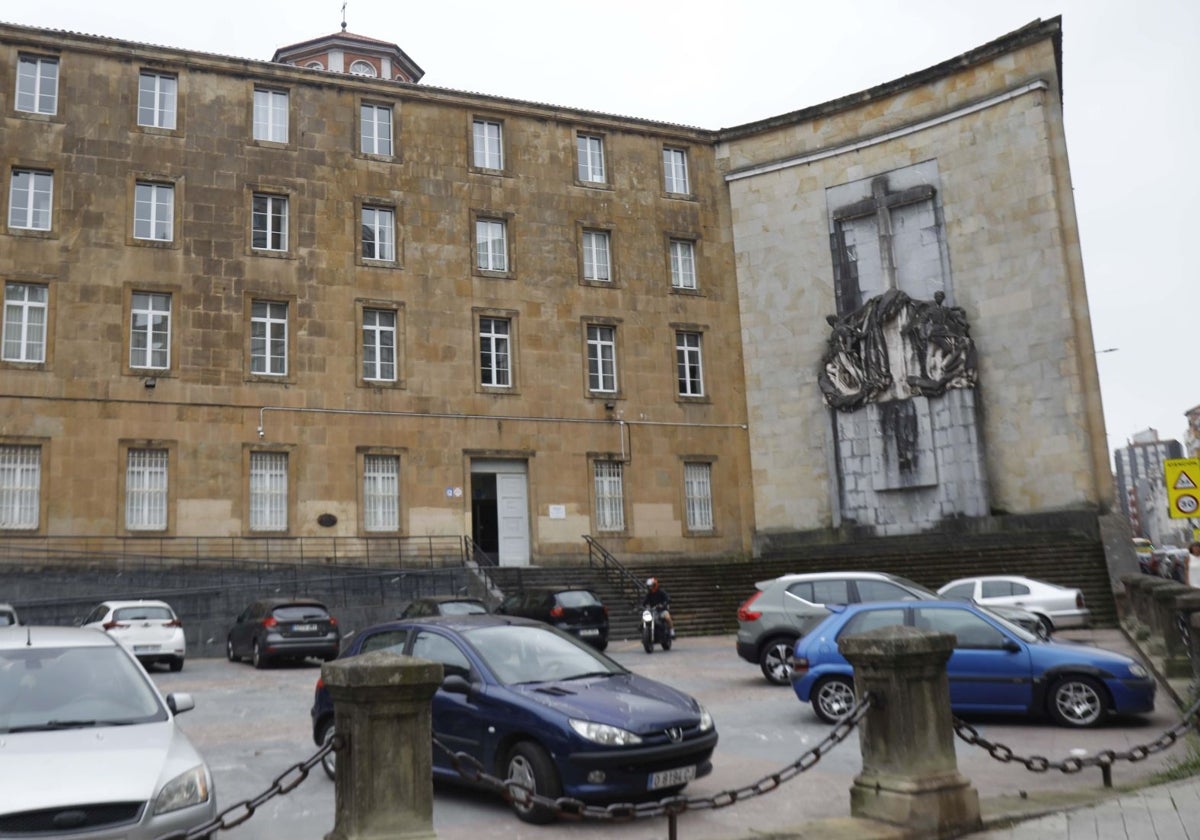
311, 614, 716, 823
791, 600, 1155, 728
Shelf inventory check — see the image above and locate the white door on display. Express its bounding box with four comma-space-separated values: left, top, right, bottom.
496, 472, 530, 566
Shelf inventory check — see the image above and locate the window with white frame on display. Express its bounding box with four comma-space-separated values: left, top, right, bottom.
670, 239, 697, 289
137, 71, 177, 129
16, 55, 58, 115
593, 460, 625, 531
684, 462, 714, 532
349, 60, 377, 77
479, 316, 511, 387
472, 119, 503, 170
130, 292, 171, 370
3, 282, 47, 363
663, 147, 690, 194
361, 206, 395, 261
362, 308, 396, 382
361, 104, 393, 156
577, 134, 605, 183
363, 453, 399, 531
9, 169, 53, 231
249, 451, 288, 531
250, 301, 287, 375
581, 230, 611, 282
0, 444, 40, 529
251, 193, 288, 251
676, 331, 704, 396
587, 324, 617, 393
126, 448, 168, 531
475, 218, 508, 272
252, 88, 289, 143
134, 182, 174, 241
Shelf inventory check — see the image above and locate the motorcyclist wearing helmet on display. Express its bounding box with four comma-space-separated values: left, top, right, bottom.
641, 577, 674, 637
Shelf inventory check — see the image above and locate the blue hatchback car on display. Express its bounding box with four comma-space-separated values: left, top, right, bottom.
311, 614, 716, 823
791, 600, 1155, 728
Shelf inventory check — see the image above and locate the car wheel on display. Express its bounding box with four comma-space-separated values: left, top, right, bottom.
169, 657, 184, 672
812, 676, 856, 724
642, 626, 654, 654
594, 640, 608, 652
1049, 675, 1106, 727
252, 640, 268, 670
226, 637, 238, 663
505, 741, 561, 824
759, 638, 796, 685
1035, 615, 1054, 639
317, 719, 336, 781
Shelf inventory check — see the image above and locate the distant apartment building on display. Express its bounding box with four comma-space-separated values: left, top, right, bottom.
1114, 429, 1183, 539
1186, 405, 1200, 459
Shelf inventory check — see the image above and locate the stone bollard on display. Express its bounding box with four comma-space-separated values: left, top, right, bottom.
1148, 582, 1193, 663
840, 626, 981, 838
323, 651, 442, 840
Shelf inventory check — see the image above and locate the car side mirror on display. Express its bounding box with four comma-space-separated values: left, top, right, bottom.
166, 692, 195, 715
441, 674, 474, 695
1002, 639, 1021, 653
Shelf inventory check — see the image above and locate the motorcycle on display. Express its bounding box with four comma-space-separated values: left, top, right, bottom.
640, 604, 672, 653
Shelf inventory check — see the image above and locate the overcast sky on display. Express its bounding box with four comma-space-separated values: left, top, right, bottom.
10, 0, 1198, 459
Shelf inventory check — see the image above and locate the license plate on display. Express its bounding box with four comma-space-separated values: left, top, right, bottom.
649, 765, 695, 790
579, 628, 600, 637
133, 645, 159, 652
293, 623, 318, 632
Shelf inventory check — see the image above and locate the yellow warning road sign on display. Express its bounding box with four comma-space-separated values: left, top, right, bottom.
1165, 458, 1200, 519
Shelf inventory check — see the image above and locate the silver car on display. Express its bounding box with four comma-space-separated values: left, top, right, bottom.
0, 626, 216, 838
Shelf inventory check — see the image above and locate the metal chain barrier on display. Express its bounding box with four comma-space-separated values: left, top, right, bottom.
952, 693, 1200, 780
154, 735, 339, 840
433, 692, 872, 821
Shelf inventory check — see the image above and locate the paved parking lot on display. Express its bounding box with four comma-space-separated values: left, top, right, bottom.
148, 629, 1189, 840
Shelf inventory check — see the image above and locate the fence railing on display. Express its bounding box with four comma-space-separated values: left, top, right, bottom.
583, 534, 646, 608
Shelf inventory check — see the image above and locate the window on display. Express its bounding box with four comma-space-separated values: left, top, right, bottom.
249, 451, 288, 531
363, 454, 399, 531
361, 206, 395, 261
915, 608, 1006, 649
306, 61, 325, 70
587, 325, 617, 393
349, 60, 377, 77
475, 218, 508, 272
16, 55, 58, 115
663, 147, 690, 194
3, 283, 47, 363
250, 301, 287, 375
362, 308, 396, 382
252, 88, 288, 143
788, 579, 852, 605
252, 193, 288, 252
361, 104, 393, 156
130, 292, 171, 369
593, 460, 625, 532
676, 331, 704, 396
9, 169, 53, 231
472, 119, 503, 170
684, 463, 713, 532
126, 449, 168, 531
581, 230, 611, 282
670, 239, 697, 289
137, 71, 177, 129
577, 134, 605, 183
134, 182, 174, 242
841, 608, 906, 636
0, 445, 40, 529
479, 317, 511, 387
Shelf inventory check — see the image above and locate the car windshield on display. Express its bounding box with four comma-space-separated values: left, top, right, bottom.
0, 645, 167, 733
465, 625, 626, 685
440, 601, 487, 615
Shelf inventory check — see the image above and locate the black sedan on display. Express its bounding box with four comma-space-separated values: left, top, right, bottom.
310, 615, 716, 823
226, 598, 340, 668
495, 586, 609, 650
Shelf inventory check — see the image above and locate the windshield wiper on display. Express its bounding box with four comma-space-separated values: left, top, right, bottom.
561, 671, 614, 681
6, 719, 99, 732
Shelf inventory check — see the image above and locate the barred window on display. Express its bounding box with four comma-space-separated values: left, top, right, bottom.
363, 454, 399, 532
126, 449, 168, 531
594, 460, 625, 531
684, 462, 713, 532
0, 445, 40, 529
250, 451, 288, 531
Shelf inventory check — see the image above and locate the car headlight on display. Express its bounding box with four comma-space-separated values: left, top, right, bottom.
569, 719, 643, 746
1128, 663, 1148, 679
153, 765, 210, 815
698, 705, 714, 732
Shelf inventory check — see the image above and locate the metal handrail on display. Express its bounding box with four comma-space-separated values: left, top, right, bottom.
583, 534, 647, 608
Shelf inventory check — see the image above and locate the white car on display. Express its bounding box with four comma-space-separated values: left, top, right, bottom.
0, 625, 216, 838
937, 575, 1090, 635
81, 600, 186, 672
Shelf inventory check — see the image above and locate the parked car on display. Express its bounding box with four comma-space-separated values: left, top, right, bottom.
790, 600, 1155, 728
80, 599, 186, 672
0, 625, 216, 838
310, 614, 716, 823
0, 603, 20, 626
398, 595, 489, 619
495, 586, 609, 650
226, 598, 340, 669
936, 575, 1090, 635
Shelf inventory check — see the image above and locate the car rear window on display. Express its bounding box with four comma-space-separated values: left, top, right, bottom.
273, 604, 330, 621
554, 590, 601, 608
114, 606, 175, 621
441, 600, 487, 615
